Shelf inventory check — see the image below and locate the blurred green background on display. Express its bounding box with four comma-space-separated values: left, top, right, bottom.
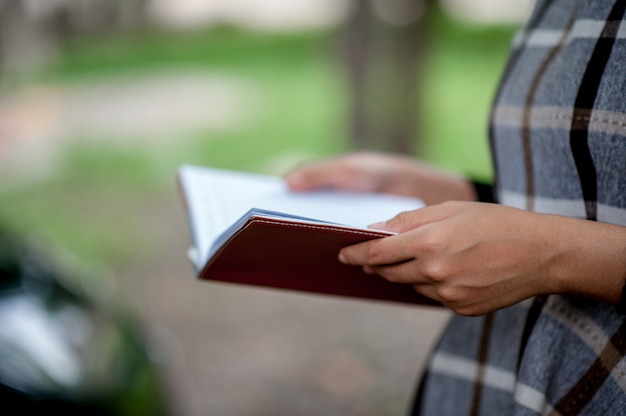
0, 1, 530, 414
0, 3, 517, 268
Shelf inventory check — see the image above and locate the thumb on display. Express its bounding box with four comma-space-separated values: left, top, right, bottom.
370, 206, 440, 233
285, 158, 364, 191
285, 158, 348, 191
285, 168, 331, 191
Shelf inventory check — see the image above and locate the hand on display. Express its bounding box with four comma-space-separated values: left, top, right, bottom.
338, 201, 626, 315
285, 151, 476, 205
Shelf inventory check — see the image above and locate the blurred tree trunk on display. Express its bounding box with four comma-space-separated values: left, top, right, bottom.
341, 0, 435, 156
0, 0, 149, 87
0, 0, 58, 86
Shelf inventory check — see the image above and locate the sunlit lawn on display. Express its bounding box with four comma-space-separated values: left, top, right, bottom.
0, 9, 517, 267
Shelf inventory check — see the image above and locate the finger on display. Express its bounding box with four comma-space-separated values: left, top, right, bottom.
375, 204, 450, 233
339, 233, 417, 266
367, 259, 426, 285
410, 283, 443, 304
285, 155, 362, 192
285, 161, 338, 191
363, 264, 444, 304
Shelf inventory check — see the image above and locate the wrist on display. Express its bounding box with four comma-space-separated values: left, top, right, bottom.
548, 216, 626, 306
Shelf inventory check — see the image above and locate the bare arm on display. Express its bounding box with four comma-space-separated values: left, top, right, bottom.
286, 152, 626, 315
339, 201, 626, 316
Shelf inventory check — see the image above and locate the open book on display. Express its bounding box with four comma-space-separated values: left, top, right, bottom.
178, 164, 439, 306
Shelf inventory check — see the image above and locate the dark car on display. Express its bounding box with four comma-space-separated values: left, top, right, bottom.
0, 226, 170, 415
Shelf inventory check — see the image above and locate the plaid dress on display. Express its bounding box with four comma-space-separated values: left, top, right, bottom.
412, 1, 626, 414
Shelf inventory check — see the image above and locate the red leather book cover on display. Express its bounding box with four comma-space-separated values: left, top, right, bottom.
199, 215, 440, 306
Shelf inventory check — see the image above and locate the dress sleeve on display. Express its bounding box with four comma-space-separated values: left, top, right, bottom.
470, 180, 496, 203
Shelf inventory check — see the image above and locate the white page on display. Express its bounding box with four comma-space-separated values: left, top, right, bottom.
179, 165, 424, 268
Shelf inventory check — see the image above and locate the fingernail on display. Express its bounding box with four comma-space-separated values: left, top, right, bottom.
368, 221, 386, 230
338, 251, 347, 263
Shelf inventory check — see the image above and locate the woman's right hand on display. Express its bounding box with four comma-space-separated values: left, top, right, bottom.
285, 151, 477, 205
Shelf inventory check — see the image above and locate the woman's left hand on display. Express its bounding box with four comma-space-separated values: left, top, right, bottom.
339, 201, 626, 315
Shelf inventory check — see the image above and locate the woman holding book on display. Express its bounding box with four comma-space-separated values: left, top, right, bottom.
286, 0, 626, 414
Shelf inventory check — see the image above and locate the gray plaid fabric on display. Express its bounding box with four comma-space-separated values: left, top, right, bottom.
413, 1, 626, 414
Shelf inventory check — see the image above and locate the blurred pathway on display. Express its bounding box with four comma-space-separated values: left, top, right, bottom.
116, 191, 451, 416
0, 70, 258, 188
0, 69, 451, 415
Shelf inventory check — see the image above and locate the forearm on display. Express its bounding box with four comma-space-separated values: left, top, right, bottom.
547, 215, 626, 307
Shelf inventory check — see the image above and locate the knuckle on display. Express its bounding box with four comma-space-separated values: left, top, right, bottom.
381, 270, 405, 284
422, 259, 448, 283
394, 210, 415, 226
363, 242, 384, 264
435, 288, 483, 316
419, 230, 448, 255
434, 285, 461, 304
450, 304, 481, 317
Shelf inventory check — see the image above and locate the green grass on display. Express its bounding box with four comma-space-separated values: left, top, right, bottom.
49, 26, 335, 76
48, 25, 350, 169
